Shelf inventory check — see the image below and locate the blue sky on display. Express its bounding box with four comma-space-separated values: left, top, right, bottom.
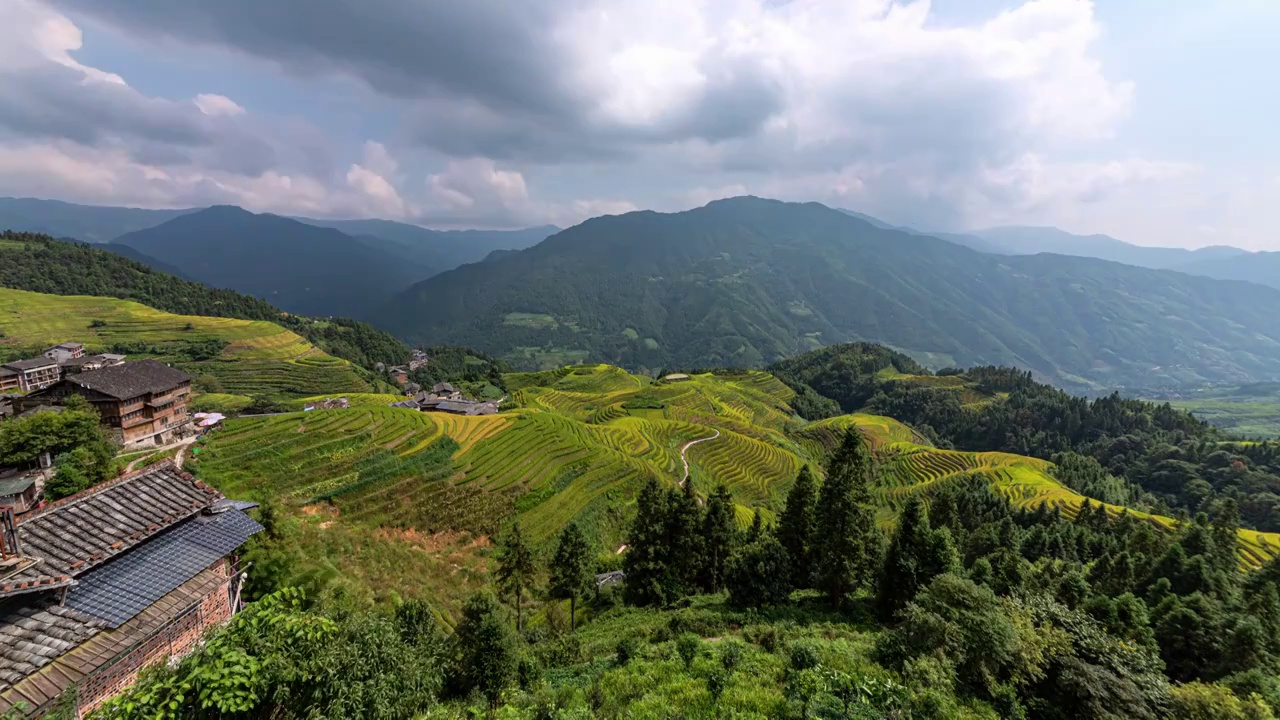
1, 1, 1275, 248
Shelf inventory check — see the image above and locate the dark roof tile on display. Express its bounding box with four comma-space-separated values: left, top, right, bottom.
64, 360, 191, 401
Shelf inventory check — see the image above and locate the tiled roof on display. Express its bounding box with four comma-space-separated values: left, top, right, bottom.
0, 566, 227, 712
0, 476, 35, 497
3, 358, 57, 372
0, 462, 218, 600
64, 360, 191, 401
0, 603, 106, 695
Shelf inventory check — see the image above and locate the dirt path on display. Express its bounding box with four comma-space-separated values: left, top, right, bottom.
678, 429, 721, 488
122, 436, 199, 473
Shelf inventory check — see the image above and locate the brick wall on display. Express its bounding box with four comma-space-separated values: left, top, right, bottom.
75, 560, 236, 717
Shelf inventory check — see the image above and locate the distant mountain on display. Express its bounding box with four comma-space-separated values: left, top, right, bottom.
99, 243, 193, 280
1165, 251, 1280, 292
382, 197, 1280, 391
836, 209, 1008, 255
113, 206, 428, 317
0, 196, 195, 242
968, 225, 1250, 269
296, 217, 557, 274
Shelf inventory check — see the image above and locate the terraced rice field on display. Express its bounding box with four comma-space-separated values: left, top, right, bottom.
193, 361, 1280, 592
0, 287, 369, 397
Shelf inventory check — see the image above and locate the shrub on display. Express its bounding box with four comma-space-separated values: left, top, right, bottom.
789, 641, 821, 672
615, 635, 641, 666
676, 633, 702, 670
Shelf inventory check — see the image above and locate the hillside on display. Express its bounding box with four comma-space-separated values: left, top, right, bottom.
0, 196, 194, 242
113, 206, 429, 317
298, 217, 557, 275
0, 287, 370, 397
0, 230, 412, 373
190, 362, 1279, 612
382, 196, 1280, 391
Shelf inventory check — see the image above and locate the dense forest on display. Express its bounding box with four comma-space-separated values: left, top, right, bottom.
0, 230, 412, 371
771, 343, 1280, 533
68, 431, 1280, 719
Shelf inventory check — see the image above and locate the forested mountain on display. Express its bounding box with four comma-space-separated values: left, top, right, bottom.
769, 342, 1280, 531
0, 196, 195, 242
383, 197, 1280, 391
113, 206, 429, 317
0, 230, 411, 371
1166, 251, 1280, 292
298, 217, 557, 274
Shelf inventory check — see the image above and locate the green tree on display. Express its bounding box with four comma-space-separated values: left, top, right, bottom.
877, 496, 960, 621
665, 479, 704, 598
453, 591, 517, 711
624, 478, 672, 606
777, 465, 819, 588
495, 523, 536, 632
549, 523, 593, 632
725, 534, 793, 608
700, 484, 738, 592
814, 430, 884, 607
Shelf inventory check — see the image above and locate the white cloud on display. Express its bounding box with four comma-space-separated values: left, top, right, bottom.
193, 93, 245, 116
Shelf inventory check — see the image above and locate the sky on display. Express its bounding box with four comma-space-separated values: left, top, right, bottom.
0, 0, 1276, 248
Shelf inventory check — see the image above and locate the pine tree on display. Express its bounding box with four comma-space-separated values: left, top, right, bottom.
495, 522, 536, 632
876, 496, 959, 620
700, 484, 738, 592
814, 430, 884, 607
777, 465, 819, 588
624, 478, 672, 606
665, 478, 704, 598
549, 523, 594, 631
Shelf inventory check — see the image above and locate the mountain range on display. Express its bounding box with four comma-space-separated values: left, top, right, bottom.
382, 197, 1280, 391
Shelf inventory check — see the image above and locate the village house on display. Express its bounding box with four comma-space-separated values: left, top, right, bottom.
59, 353, 126, 375
1, 357, 61, 393
17, 360, 194, 446
389, 367, 409, 386
407, 349, 429, 372
0, 461, 262, 717
43, 342, 85, 364
0, 473, 40, 516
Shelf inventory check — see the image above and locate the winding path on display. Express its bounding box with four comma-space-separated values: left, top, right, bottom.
122, 436, 199, 473
678, 429, 721, 487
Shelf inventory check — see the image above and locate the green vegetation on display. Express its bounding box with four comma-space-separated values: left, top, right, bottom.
0, 286, 370, 398
1146, 383, 1280, 438
381, 197, 1280, 391
0, 230, 414, 373
0, 396, 118, 499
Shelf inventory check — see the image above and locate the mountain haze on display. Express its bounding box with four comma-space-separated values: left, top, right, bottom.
297, 217, 557, 274
0, 196, 195, 242
383, 197, 1280, 390
970, 225, 1250, 269
113, 206, 428, 318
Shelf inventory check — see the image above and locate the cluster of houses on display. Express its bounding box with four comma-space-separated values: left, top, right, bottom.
389, 382, 500, 416
1, 353, 197, 522
0, 348, 258, 716
379, 348, 430, 388
0, 342, 126, 394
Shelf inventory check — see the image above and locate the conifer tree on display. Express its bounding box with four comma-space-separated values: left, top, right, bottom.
549, 522, 594, 631
814, 430, 884, 607
624, 478, 672, 606
700, 484, 738, 592
777, 465, 819, 588
495, 522, 536, 632
876, 496, 959, 620
665, 478, 704, 598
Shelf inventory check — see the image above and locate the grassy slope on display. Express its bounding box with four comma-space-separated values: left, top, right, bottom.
190, 364, 1280, 613
0, 287, 369, 397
